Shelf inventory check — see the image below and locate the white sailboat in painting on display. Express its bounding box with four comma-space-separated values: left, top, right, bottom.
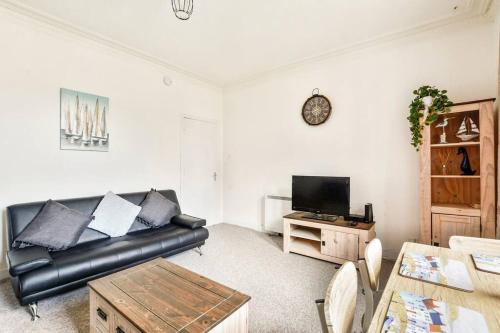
81, 104, 92, 145
64, 102, 72, 138
90, 98, 108, 145
99, 106, 108, 145
456, 116, 480, 141
64, 97, 81, 143
71, 94, 83, 141
91, 98, 99, 144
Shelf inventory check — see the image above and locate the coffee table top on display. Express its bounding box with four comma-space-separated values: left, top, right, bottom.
88, 258, 251, 333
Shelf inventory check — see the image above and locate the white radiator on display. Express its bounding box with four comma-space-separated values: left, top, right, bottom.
263, 195, 292, 234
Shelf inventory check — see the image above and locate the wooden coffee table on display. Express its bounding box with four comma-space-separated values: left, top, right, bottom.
88, 258, 251, 333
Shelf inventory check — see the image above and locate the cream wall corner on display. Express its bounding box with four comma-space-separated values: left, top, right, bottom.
222, 19, 498, 258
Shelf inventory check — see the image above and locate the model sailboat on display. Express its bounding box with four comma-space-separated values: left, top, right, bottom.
456, 116, 479, 141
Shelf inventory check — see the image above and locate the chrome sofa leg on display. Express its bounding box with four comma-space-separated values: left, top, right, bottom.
195, 246, 203, 256
28, 302, 40, 321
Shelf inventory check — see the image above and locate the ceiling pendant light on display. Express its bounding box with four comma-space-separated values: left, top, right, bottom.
171, 0, 194, 20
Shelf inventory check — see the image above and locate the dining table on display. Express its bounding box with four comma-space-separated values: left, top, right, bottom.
367, 241, 500, 332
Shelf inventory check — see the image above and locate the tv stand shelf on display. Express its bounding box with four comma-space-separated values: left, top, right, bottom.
283, 212, 376, 266
290, 225, 321, 241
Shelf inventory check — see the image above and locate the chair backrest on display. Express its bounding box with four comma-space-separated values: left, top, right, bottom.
364, 238, 382, 292
324, 261, 358, 333
449, 236, 500, 256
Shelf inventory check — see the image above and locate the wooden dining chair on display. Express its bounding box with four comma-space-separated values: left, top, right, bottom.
449, 236, 500, 255
358, 238, 382, 332
315, 261, 358, 333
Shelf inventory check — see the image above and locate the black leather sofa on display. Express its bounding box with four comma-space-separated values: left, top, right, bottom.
6, 190, 209, 317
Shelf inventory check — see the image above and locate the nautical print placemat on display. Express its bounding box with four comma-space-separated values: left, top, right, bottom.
472, 253, 500, 275
382, 291, 488, 333
399, 252, 474, 292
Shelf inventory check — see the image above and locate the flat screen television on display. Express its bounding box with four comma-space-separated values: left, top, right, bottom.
292, 176, 350, 217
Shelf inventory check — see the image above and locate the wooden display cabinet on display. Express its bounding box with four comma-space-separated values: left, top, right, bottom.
419, 99, 496, 246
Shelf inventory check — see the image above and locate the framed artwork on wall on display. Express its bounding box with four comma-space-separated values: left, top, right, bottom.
60, 88, 109, 152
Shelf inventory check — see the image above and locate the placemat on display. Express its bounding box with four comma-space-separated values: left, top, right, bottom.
399, 252, 473, 292
382, 291, 488, 333
472, 253, 500, 275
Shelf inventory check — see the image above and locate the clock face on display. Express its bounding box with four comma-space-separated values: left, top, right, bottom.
302, 95, 332, 125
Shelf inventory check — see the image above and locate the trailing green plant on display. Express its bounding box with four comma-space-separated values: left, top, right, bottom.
408, 85, 453, 150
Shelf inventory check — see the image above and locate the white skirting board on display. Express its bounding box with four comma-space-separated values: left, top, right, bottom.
263, 195, 292, 234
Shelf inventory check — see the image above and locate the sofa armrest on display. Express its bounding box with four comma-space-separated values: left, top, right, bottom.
7, 246, 53, 276
171, 214, 206, 229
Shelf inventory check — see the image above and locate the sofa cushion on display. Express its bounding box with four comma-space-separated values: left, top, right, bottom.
127, 218, 150, 234
88, 191, 141, 237
13, 200, 93, 251
77, 228, 110, 244
137, 190, 180, 228
15, 225, 209, 297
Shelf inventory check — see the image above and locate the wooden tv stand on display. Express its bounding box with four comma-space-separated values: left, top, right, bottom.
283, 212, 376, 266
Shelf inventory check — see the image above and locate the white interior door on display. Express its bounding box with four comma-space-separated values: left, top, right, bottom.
180, 117, 218, 225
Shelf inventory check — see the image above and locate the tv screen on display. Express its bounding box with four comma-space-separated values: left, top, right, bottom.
292, 176, 350, 217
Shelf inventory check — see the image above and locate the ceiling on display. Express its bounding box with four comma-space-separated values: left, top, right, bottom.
3, 0, 494, 86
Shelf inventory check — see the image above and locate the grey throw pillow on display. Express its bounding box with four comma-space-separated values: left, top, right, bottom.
137, 190, 180, 228
13, 200, 93, 251
88, 191, 141, 237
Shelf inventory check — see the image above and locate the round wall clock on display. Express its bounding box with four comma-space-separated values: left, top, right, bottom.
301, 88, 332, 126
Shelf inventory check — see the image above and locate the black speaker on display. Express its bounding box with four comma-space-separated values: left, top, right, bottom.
365, 203, 373, 222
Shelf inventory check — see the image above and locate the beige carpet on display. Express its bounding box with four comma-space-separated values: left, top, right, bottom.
0, 223, 393, 333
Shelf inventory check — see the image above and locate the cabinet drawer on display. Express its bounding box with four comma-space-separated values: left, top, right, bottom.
436, 214, 471, 224
432, 213, 480, 247
91, 291, 114, 332
96, 322, 109, 333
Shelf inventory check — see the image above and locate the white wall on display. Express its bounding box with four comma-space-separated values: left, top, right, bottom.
223, 20, 498, 258
0, 8, 223, 276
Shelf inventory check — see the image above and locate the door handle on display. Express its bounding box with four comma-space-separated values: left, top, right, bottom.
213, 172, 217, 181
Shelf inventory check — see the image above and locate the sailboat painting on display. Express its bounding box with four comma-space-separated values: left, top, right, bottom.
60, 88, 109, 151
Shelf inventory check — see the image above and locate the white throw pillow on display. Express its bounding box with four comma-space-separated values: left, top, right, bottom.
88, 191, 141, 237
